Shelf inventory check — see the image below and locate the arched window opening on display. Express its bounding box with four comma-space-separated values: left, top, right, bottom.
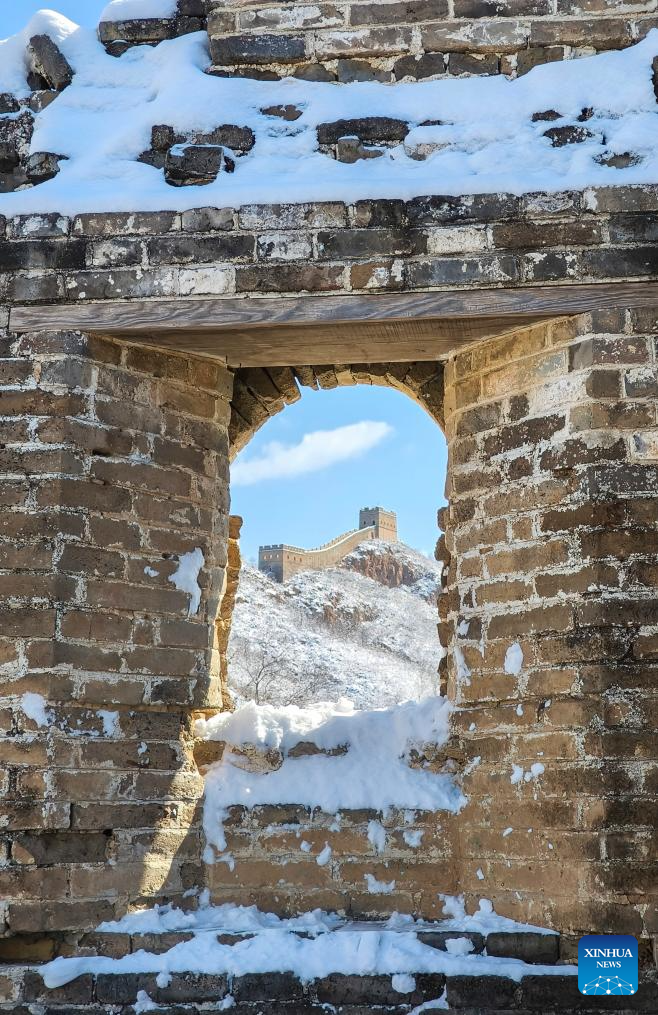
226, 380, 448, 710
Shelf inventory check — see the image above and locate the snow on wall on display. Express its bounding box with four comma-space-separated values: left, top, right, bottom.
1, 11, 658, 215
195, 697, 465, 857
41, 898, 568, 989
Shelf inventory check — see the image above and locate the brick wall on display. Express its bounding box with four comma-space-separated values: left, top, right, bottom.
4, 189, 658, 310
0, 193, 657, 953
206, 0, 658, 81
442, 312, 658, 946
0, 330, 233, 956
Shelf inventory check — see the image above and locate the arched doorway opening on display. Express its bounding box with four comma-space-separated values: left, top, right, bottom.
227, 377, 449, 709
194, 358, 463, 919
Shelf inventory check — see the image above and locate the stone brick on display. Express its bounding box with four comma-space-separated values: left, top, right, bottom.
317, 117, 410, 145
394, 53, 446, 79
27, 34, 74, 92
406, 253, 519, 287
210, 34, 307, 66
424, 20, 529, 54
236, 264, 345, 292
147, 233, 254, 264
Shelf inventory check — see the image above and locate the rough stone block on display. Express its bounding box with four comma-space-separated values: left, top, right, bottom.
25, 151, 66, 184
164, 145, 228, 187
0, 93, 19, 113
446, 973, 517, 1008
335, 137, 384, 163
233, 972, 304, 1001
317, 117, 409, 145
210, 33, 307, 66
27, 34, 74, 91
485, 931, 559, 964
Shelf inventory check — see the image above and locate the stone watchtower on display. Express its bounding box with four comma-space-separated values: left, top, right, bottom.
359, 506, 398, 542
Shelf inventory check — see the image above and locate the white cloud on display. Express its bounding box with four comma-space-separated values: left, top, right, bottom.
231, 421, 393, 487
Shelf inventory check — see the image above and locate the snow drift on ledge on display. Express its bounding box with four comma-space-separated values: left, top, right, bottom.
196, 696, 466, 859
2, 11, 658, 215
41, 896, 570, 990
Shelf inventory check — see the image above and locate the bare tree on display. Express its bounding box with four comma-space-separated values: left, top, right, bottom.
228, 646, 286, 705
228, 643, 335, 707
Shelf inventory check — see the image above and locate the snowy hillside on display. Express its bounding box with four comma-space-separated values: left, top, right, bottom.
227, 541, 443, 709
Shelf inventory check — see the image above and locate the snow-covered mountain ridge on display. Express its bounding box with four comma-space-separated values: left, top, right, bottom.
227, 540, 443, 709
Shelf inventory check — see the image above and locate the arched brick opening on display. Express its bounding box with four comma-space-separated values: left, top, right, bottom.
228, 360, 446, 459
217, 359, 448, 705
3, 308, 656, 957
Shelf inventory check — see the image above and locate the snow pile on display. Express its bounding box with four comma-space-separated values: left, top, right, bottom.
0, 10, 76, 97
20, 691, 53, 727
503, 642, 524, 676
41, 898, 570, 989
195, 696, 465, 856
2, 11, 658, 215
228, 550, 443, 710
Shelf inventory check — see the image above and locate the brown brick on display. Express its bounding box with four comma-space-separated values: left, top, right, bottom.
580, 528, 652, 560
86, 580, 188, 614
59, 544, 126, 578
236, 264, 345, 292
474, 579, 533, 604
91, 459, 192, 498
487, 603, 572, 638
88, 516, 143, 550
486, 539, 569, 577
7, 899, 114, 932
535, 563, 620, 598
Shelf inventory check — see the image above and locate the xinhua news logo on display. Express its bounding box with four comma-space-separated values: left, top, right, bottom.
578, 935, 638, 997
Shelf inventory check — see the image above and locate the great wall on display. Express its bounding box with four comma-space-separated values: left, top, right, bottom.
0, 0, 657, 1011
258, 507, 398, 581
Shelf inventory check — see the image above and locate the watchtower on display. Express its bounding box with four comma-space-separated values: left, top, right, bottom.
359, 507, 397, 542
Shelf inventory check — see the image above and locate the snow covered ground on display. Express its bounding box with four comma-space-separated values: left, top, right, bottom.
2, 10, 658, 215
228, 541, 444, 709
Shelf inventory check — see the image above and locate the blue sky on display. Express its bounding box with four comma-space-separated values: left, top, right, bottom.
2, 3, 447, 562
1, 2, 108, 35
232, 385, 447, 563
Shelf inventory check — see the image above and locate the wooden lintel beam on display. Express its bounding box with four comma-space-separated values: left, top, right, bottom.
92, 315, 551, 366
9, 281, 658, 338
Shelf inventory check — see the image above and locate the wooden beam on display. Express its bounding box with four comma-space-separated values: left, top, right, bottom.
93, 315, 550, 366
10, 281, 658, 337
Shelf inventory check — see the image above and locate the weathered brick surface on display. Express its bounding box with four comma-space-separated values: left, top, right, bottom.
3, 189, 658, 305
0, 330, 233, 950
1, 183, 657, 980
442, 313, 658, 940
0, 962, 656, 1012
205, 0, 658, 80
